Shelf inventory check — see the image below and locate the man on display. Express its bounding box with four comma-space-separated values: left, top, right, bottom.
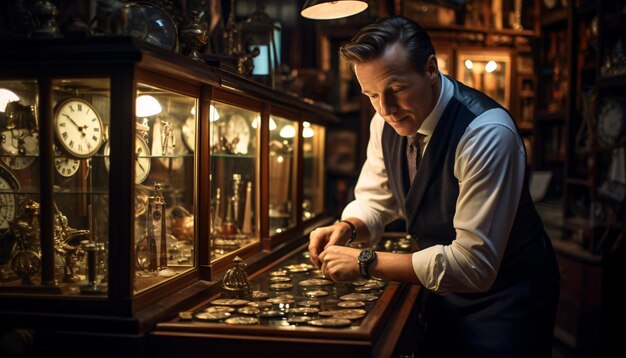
309, 16, 560, 357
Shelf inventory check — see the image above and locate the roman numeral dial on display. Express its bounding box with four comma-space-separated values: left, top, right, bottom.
54, 98, 104, 158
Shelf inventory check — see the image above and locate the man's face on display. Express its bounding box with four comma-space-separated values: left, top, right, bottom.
354, 43, 439, 137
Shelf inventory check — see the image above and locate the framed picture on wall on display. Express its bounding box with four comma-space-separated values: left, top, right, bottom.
456, 48, 512, 109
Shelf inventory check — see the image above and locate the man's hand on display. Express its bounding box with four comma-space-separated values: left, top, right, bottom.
319, 245, 360, 283
308, 222, 352, 267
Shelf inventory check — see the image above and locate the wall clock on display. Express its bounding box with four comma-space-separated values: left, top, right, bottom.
53, 98, 104, 159
181, 117, 195, 152
1, 129, 38, 170
54, 146, 80, 178
134, 134, 152, 184
224, 114, 251, 155
0, 164, 20, 230
598, 96, 626, 146
103, 134, 151, 184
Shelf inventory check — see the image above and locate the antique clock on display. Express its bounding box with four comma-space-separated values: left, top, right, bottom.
181, 117, 195, 152
103, 134, 151, 184
53, 98, 105, 159
0, 164, 20, 230
134, 134, 152, 184
54, 146, 81, 178
1, 129, 39, 170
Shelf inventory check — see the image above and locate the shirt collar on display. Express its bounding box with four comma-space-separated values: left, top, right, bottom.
416, 73, 453, 138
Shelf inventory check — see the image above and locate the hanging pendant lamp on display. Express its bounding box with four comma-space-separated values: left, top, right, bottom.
301, 0, 368, 20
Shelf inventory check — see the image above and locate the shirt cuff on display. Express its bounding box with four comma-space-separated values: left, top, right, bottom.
412, 245, 447, 293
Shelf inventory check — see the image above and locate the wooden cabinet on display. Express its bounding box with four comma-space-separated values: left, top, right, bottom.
535, 0, 626, 250
535, 1, 626, 355
0, 36, 357, 355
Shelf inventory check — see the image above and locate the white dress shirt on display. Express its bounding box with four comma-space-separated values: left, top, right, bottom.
342, 74, 527, 294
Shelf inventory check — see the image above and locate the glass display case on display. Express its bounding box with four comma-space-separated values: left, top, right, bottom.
209, 101, 259, 260
0, 35, 419, 357
0, 38, 341, 356
303, 122, 325, 220
268, 115, 297, 235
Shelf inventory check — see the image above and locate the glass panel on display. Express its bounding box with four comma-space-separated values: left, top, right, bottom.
50, 78, 110, 295
0, 80, 41, 289
209, 101, 258, 261
133, 84, 196, 294
269, 116, 296, 235
302, 122, 325, 220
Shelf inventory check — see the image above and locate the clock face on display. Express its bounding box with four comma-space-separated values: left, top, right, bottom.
182, 117, 195, 152
0, 165, 20, 230
103, 135, 151, 184
598, 97, 626, 146
54, 98, 104, 159
134, 135, 151, 184
54, 151, 81, 177
1, 129, 39, 170
224, 114, 251, 154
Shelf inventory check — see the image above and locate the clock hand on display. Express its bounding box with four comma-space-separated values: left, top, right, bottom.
136, 147, 146, 172
62, 114, 83, 129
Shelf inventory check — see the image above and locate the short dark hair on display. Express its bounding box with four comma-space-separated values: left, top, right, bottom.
339, 16, 435, 74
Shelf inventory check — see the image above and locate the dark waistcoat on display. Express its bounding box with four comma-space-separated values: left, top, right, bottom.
381, 76, 555, 293
381, 75, 560, 356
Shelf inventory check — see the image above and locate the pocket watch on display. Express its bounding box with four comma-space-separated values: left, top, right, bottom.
54, 98, 105, 159
0, 164, 20, 230
1, 129, 39, 170
54, 146, 80, 177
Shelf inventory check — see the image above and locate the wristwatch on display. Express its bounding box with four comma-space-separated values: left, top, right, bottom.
357, 248, 377, 279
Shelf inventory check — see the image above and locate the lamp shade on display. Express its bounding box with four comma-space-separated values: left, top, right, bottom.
301, 0, 368, 20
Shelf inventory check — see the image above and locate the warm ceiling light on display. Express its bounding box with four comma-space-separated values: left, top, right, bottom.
301, 0, 368, 20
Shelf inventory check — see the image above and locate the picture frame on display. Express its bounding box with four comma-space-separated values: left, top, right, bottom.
456, 48, 512, 109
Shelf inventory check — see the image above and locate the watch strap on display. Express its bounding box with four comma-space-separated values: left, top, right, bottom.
336, 219, 356, 245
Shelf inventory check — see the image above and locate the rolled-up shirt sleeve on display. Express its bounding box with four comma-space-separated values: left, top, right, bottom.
342, 114, 402, 244
411, 109, 526, 294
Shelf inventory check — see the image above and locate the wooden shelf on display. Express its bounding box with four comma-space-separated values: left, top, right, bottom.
424, 24, 537, 37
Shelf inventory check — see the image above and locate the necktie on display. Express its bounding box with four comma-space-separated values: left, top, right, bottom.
407, 134, 422, 184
